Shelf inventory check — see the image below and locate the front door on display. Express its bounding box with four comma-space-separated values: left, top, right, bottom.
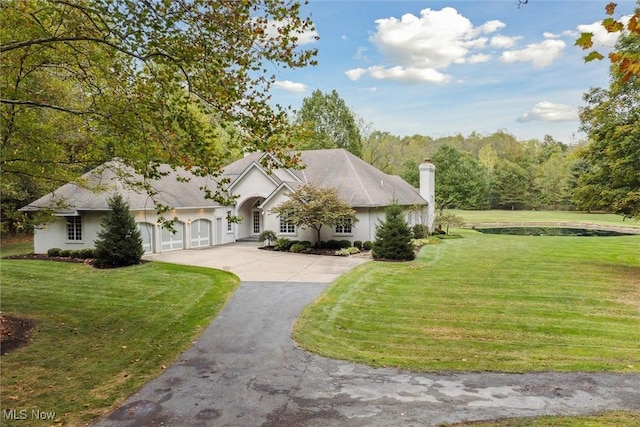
252, 210, 261, 235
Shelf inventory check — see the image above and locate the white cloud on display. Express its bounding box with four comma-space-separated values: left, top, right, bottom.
467, 53, 492, 64
490, 35, 521, 49
517, 101, 578, 122
500, 39, 566, 68
273, 80, 307, 93
263, 19, 319, 45
353, 46, 369, 62
352, 7, 505, 83
576, 20, 625, 49
367, 65, 451, 83
345, 68, 368, 81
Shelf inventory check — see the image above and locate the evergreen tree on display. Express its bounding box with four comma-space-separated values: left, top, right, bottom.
372, 203, 415, 261
94, 194, 144, 268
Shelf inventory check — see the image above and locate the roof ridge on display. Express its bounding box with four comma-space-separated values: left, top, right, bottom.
342, 149, 375, 206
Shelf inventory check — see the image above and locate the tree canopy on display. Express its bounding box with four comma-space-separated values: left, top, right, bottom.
270, 184, 357, 244
294, 89, 363, 157
575, 1, 640, 83
432, 145, 490, 212
574, 29, 640, 219
1, 0, 317, 229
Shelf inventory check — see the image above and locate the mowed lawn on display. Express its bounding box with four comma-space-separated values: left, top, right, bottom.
1, 260, 239, 426
294, 230, 640, 373
448, 209, 640, 229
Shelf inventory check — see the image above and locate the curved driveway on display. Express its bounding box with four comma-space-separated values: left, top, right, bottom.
96, 243, 640, 426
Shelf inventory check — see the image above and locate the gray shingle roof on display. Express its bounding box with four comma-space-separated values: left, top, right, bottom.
224, 149, 425, 207
22, 149, 424, 213
20, 161, 222, 212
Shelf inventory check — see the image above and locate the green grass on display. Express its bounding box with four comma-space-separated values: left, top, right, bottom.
448, 209, 640, 229
294, 230, 640, 373
444, 410, 640, 426
1, 260, 239, 426
0, 237, 34, 258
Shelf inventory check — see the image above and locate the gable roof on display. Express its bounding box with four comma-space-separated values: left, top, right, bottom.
20, 161, 223, 213
224, 149, 425, 208
22, 149, 425, 214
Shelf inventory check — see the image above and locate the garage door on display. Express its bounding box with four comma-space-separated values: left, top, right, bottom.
138, 222, 155, 254
190, 219, 211, 248
161, 221, 184, 251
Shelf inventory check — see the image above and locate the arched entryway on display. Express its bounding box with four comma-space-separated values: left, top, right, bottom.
236, 197, 265, 240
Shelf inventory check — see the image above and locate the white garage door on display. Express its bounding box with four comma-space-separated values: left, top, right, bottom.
138, 222, 155, 254
161, 221, 184, 251
190, 219, 211, 248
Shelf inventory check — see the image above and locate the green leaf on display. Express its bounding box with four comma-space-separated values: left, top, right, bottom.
584, 51, 605, 63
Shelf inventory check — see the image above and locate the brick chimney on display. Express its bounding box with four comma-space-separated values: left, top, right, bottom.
419, 158, 436, 232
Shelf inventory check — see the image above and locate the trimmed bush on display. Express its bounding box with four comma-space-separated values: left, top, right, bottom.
70, 250, 82, 259
338, 240, 352, 249
274, 238, 293, 251
325, 239, 340, 249
353, 240, 363, 250
290, 243, 307, 253
362, 241, 373, 251
299, 241, 312, 248
79, 248, 95, 259
335, 247, 360, 256
413, 224, 429, 239
59, 249, 71, 257
47, 248, 62, 257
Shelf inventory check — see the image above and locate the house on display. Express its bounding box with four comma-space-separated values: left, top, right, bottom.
21, 149, 435, 254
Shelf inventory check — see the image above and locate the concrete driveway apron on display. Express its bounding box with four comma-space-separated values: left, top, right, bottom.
96, 244, 640, 426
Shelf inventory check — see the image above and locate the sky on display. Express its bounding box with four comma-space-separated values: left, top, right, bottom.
267, 0, 637, 144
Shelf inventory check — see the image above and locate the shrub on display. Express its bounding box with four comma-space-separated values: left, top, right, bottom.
70, 250, 82, 259
94, 194, 144, 268
362, 241, 373, 251
335, 247, 360, 256
325, 239, 340, 249
338, 239, 352, 249
274, 238, 293, 251
79, 248, 95, 259
372, 203, 415, 261
290, 243, 307, 253
353, 240, 363, 250
258, 230, 277, 246
59, 249, 71, 257
318, 241, 327, 249
413, 224, 429, 239
299, 241, 312, 249
47, 248, 62, 257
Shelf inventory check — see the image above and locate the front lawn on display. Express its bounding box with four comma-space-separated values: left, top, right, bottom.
0, 260, 239, 426
294, 230, 640, 373
447, 209, 640, 229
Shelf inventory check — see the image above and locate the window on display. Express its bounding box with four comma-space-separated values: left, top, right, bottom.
227, 211, 233, 232
335, 219, 352, 234
66, 216, 82, 241
279, 217, 296, 234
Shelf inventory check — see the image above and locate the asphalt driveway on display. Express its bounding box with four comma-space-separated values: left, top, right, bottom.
95, 244, 640, 426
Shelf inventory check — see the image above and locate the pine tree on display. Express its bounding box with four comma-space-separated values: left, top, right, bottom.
94, 194, 144, 268
372, 203, 415, 261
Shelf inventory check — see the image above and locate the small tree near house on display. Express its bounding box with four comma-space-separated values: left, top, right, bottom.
435, 211, 465, 235
271, 184, 357, 245
94, 194, 144, 268
372, 202, 415, 261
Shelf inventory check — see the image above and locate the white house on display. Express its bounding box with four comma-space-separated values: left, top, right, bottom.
21, 149, 435, 254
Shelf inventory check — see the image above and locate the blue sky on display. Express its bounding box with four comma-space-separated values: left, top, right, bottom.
268, 0, 636, 144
